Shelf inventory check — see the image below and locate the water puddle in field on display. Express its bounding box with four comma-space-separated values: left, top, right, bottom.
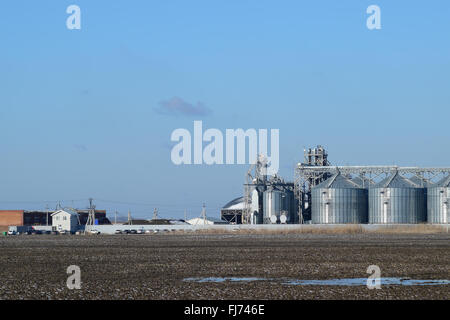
184, 277, 450, 286
283, 278, 450, 286
184, 277, 266, 283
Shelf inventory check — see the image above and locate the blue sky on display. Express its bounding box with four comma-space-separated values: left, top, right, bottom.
0, 1, 449, 219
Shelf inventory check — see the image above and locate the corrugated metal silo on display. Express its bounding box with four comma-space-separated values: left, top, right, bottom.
263, 189, 294, 224
369, 172, 426, 224
311, 173, 368, 224
427, 175, 450, 224
409, 175, 433, 221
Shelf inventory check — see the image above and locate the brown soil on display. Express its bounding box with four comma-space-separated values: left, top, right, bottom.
0, 233, 448, 299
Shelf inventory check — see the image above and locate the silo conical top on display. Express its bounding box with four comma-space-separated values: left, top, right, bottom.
409, 176, 433, 188
373, 171, 419, 188
434, 175, 450, 187
314, 173, 361, 189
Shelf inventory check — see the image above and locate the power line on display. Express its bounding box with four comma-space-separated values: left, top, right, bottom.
95, 198, 209, 207
0, 199, 224, 208
0, 199, 86, 204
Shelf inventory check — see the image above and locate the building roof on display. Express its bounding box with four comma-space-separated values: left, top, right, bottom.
314, 173, 361, 189
373, 172, 419, 188
0, 210, 24, 214
187, 217, 227, 225
51, 209, 79, 217
408, 175, 433, 188
222, 197, 245, 210
434, 175, 450, 188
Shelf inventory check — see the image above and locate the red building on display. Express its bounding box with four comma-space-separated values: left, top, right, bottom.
0, 209, 110, 228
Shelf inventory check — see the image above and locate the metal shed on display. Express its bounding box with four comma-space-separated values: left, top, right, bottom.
220, 197, 245, 224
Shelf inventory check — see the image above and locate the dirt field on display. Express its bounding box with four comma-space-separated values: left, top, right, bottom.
0, 233, 448, 299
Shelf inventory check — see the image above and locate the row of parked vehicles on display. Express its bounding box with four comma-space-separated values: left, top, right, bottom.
8, 229, 101, 235
7, 228, 176, 236
7, 230, 69, 235
115, 229, 174, 234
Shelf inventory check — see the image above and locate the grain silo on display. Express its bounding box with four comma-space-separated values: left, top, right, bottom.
263, 189, 295, 224
409, 175, 433, 222
311, 173, 368, 224
427, 175, 450, 224
369, 172, 426, 224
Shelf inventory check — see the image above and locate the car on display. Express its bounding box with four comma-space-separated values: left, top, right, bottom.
136, 229, 144, 234
7, 230, 16, 236
130, 229, 137, 234
35, 230, 43, 235
114, 230, 122, 234
145, 229, 153, 234
89, 229, 100, 235
59, 230, 67, 235
123, 229, 130, 234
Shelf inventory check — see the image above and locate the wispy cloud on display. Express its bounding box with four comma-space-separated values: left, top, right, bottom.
74, 144, 87, 152
154, 97, 212, 117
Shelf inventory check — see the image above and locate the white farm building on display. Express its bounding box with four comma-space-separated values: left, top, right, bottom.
51, 209, 79, 233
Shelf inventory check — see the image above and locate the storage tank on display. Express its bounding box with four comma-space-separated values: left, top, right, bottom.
263, 189, 294, 224
409, 175, 433, 221
311, 173, 368, 224
427, 175, 450, 224
369, 172, 426, 224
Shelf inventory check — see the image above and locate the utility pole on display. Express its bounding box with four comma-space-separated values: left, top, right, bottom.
45, 204, 49, 226
128, 210, 132, 225
184, 209, 187, 222
153, 208, 158, 220
114, 210, 117, 225
201, 203, 207, 224
85, 198, 96, 234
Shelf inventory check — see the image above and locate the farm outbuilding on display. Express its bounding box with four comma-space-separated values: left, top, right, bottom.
51, 209, 80, 232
